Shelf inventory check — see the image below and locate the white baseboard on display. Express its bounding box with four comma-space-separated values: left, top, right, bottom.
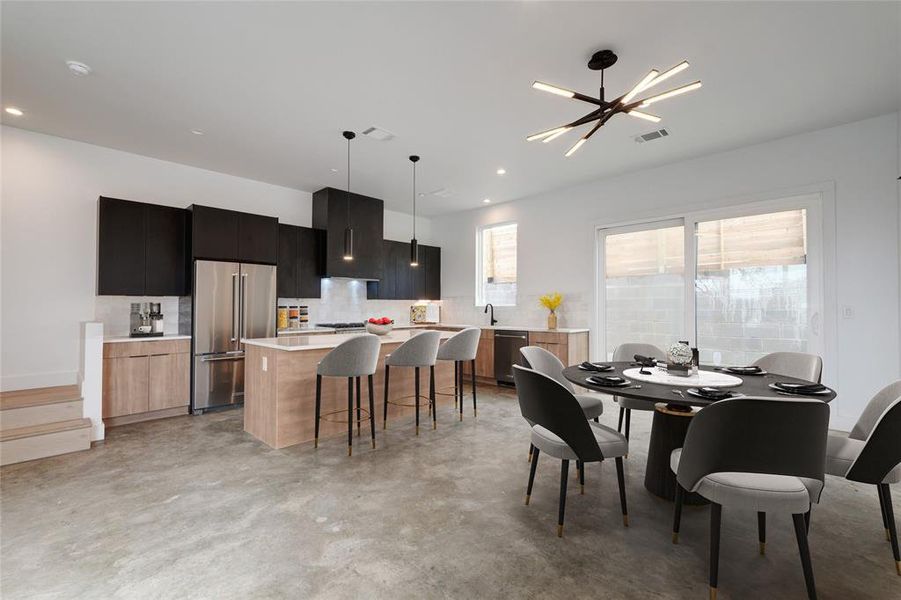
0, 371, 79, 392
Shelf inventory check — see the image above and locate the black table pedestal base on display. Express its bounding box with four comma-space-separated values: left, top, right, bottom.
644, 403, 708, 505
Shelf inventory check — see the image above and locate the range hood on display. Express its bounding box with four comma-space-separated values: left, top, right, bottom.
312, 187, 385, 280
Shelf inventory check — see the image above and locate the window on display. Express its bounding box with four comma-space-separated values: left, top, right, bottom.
477, 222, 517, 306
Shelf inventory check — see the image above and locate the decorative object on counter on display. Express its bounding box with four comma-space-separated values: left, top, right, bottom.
129, 302, 163, 338
409, 155, 420, 267
410, 302, 440, 323
150, 303, 164, 334
288, 306, 301, 328
277, 306, 289, 329
666, 341, 693, 377
633, 354, 658, 375
299, 305, 309, 327
342, 130, 355, 261
365, 317, 394, 335
539, 292, 563, 330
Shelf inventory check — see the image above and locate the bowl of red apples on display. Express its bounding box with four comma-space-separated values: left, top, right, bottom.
365, 317, 394, 335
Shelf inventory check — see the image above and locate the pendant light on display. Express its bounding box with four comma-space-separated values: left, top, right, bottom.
342, 130, 355, 261
409, 155, 420, 266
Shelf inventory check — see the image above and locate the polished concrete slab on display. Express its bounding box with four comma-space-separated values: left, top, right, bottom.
2, 386, 898, 599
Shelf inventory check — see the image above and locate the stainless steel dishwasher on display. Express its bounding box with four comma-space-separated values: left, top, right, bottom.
494, 330, 529, 386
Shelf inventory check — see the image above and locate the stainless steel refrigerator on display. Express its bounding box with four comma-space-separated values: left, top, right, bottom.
192, 260, 276, 412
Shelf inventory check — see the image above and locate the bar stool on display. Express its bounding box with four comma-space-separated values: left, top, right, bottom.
314, 334, 381, 456
382, 330, 442, 435
435, 327, 481, 421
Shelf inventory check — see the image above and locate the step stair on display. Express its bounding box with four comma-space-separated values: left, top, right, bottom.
1, 385, 91, 466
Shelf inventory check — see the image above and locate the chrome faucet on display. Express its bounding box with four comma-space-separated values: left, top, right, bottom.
484, 303, 498, 326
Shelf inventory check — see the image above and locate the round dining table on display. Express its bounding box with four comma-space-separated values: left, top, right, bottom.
562, 362, 836, 504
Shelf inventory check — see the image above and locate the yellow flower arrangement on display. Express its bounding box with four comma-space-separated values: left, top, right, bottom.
539, 292, 563, 313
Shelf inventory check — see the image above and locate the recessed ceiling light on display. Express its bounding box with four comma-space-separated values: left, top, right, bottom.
4, 107, 24, 116
483, 198, 491, 204
418, 192, 425, 197
496, 168, 506, 175
330, 168, 339, 173
190, 129, 204, 136
66, 60, 92, 76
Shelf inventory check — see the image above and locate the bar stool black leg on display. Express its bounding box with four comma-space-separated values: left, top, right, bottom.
617, 406, 625, 432
346, 377, 353, 456
557, 459, 569, 537
578, 460, 585, 494
453, 361, 459, 409
356, 376, 362, 437
430, 365, 437, 429
880, 483, 901, 575
710, 503, 723, 599
758, 512, 766, 555
792, 512, 818, 599
314, 375, 322, 448
368, 374, 376, 449
471, 358, 477, 417
525, 447, 540, 505
415, 366, 421, 436
878, 484, 891, 541
624, 408, 632, 441
615, 457, 629, 526
673, 484, 684, 543
459, 361, 464, 422
528, 444, 534, 462
383, 365, 390, 429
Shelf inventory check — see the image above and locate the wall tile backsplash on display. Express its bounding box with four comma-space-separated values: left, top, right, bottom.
280, 278, 423, 325
439, 292, 592, 330
95, 296, 185, 336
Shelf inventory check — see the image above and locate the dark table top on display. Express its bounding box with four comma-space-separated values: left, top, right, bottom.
562, 362, 836, 409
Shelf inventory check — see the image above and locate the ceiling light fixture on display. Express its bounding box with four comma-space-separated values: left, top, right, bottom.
409, 155, 420, 267
190, 129, 204, 135
483, 198, 491, 204
66, 60, 92, 76
342, 131, 356, 261
528, 50, 700, 157
496, 168, 506, 175
4, 107, 24, 116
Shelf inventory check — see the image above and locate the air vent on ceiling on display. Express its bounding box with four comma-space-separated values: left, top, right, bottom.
634, 128, 669, 144
361, 126, 396, 141
426, 187, 453, 199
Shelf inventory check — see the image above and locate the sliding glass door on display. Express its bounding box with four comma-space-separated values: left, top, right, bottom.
598, 195, 824, 365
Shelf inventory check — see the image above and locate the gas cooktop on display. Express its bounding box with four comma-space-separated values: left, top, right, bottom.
316, 322, 366, 330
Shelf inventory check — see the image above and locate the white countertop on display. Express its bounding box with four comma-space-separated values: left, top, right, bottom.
276, 324, 432, 336
244, 329, 456, 352
437, 324, 590, 334
104, 334, 191, 343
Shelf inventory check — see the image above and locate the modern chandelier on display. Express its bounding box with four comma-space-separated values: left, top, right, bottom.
527, 49, 701, 157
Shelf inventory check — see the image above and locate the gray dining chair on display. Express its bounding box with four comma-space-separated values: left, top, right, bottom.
383, 330, 442, 435
825, 380, 901, 575
753, 351, 823, 383
670, 396, 829, 600
436, 327, 481, 421
520, 345, 605, 477
513, 365, 629, 538
612, 342, 665, 441
314, 334, 382, 456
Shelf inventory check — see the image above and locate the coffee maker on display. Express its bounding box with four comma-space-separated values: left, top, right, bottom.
130, 302, 164, 337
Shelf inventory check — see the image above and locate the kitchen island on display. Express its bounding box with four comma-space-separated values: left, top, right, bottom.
242, 330, 458, 449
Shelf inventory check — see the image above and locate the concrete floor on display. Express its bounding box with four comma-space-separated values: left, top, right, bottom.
1, 386, 898, 599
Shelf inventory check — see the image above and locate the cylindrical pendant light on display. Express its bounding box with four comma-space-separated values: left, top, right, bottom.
342, 130, 356, 261
409, 155, 420, 266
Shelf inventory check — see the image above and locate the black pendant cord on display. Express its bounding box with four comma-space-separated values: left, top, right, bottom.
346, 136, 351, 227
409, 155, 420, 266
412, 160, 416, 239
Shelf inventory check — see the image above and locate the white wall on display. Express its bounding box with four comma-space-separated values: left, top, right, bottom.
432, 113, 901, 430
0, 125, 434, 390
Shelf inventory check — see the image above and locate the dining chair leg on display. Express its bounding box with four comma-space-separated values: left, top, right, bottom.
624, 408, 632, 441
878, 484, 892, 542
430, 365, 436, 430
459, 361, 465, 422
709, 503, 722, 600
879, 483, 901, 575
346, 377, 354, 457
355, 376, 362, 437
383, 365, 390, 429
758, 512, 766, 555
615, 457, 628, 527
528, 443, 534, 462
471, 359, 477, 417
453, 361, 459, 409
804, 505, 811, 534
525, 447, 540, 505
557, 459, 569, 537
578, 460, 585, 495
414, 366, 421, 436
314, 375, 322, 449
672, 484, 684, 543
792, 512, 818, 599
368, 374, 376, 449
617, 406, 625, 432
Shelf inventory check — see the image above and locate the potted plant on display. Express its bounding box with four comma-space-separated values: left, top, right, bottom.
539, 292, 563, 330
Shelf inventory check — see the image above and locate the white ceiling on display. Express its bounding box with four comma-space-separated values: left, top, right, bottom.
2, 2, 899, 216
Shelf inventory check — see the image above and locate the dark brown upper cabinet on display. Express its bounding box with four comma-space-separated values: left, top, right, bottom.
367, 240, 440, 301
277, 224, 323, 298
190, 205, 277, 264
312, 187, 384, 280
97, 197, 188, 296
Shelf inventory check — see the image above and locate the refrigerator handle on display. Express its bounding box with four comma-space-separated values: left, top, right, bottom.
240, 272, 248, 339
230, 272, 238, 342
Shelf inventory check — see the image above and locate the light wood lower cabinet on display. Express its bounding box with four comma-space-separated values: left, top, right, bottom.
463, 329, 495, 379
102, 339, 190, 424
529, 331, 589, 366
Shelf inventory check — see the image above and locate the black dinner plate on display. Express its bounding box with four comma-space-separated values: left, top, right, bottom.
769, 382, 830, 395
578, 362, 614, 372
586, 375, 630, 387
686, 387, 735, 400
723, 366, 767, 376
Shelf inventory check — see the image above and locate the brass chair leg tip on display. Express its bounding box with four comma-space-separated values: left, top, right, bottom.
556, 524, 564, 538
709, 587, 717, 600
623, 515, 629, 527
314, 439, 319, 449
672, 532, 679, 544
347, 447, 352, 457
371, 441, 376, 449
524, 495, 530, 506
759, 542, 766, 555
580, 485, 585, 495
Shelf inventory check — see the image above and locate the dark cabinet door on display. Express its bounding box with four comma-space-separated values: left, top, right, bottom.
98, 197, 147, 295
191, 205, 238, 261
277, 224, 298, 297
412, 242, 427, 300
394, 241, 412, 300
297, 227, 322, 298
238, 213, 278, 264
145, 204, 188, 296
425, 245, 441, 300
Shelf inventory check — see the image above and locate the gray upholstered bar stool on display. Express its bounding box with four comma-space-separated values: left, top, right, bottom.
382, 330, 442, 435
611, 342, 665, 440
825, 380, 901, 575
670, 397, 829, 600
753, 351, 823, 382
435, 327, 481, 421
314, 334, 381, 456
